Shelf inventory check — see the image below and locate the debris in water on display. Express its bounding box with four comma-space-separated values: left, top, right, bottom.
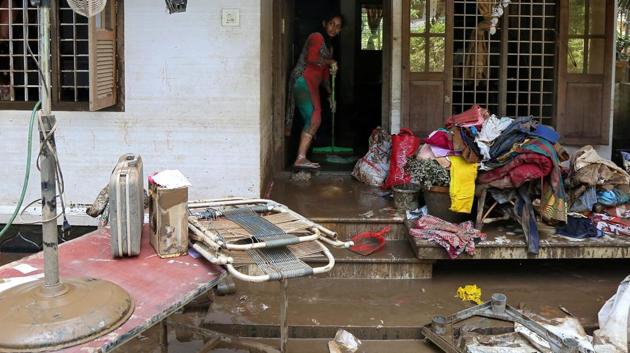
328, 329, 362, 353
359, 210, 374, 218
456, 284, 483, 305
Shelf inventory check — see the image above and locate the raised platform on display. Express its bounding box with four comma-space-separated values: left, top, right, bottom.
271, 173, 630, 278
409, 221, 630, 260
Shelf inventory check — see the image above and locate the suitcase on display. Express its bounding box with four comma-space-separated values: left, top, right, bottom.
109, 154, 144, 257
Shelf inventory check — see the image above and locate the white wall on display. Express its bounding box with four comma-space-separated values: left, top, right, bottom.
0, 0, 263, 225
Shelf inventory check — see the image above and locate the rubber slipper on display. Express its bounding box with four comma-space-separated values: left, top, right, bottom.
294, 161, 320, 169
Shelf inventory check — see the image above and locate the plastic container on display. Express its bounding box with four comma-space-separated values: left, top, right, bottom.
392, 183, 422, 211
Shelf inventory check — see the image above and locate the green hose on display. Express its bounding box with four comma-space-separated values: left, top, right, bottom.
0, 101, 41, 239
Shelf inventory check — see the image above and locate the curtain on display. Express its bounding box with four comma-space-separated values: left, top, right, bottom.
366, 6, 383, 50
464, 1, 494, 83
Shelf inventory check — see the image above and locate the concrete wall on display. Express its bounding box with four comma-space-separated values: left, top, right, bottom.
0, 0, 264, 224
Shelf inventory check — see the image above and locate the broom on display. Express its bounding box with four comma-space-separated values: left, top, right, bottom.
312, 71, 354, 156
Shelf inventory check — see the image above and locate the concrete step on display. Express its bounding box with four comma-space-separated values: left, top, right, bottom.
315, 218, 407, 241
204, 262, 628, 341
304, 240, 433, 279
170, 337, 439, 353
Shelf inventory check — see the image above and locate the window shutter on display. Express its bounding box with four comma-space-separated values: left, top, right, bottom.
556, 0, 613, 146
88, 0, 117, 111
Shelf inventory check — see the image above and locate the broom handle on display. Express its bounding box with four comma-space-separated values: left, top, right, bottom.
331, 72, 336, 149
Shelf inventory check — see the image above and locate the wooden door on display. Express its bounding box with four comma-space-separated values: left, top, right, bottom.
402, 0, 452, 136
556, 0, 614, 145
272, 0, 294, 171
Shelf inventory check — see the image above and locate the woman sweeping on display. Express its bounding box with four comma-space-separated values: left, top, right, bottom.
286, 13, 343, 169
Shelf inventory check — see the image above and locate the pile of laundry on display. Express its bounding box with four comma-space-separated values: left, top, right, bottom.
565, 145, 630, 238
405, 105, 569, 255
354, 104, 630, 258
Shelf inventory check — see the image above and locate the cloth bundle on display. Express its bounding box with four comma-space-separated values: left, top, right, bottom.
409, 214, 486, 259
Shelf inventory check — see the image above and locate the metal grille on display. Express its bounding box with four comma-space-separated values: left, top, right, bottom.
452, 0, 556, 124
505, 1, 556, 125
224, 208, 297, 244
58, 0, 88, 102
0, 1, 40, 102
452, 0, 502, 115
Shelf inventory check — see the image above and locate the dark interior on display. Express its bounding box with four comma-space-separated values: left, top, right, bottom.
287, 0, 384, 171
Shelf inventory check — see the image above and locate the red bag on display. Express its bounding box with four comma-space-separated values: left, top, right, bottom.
382, 128, 421, 189
445, 104, 488, 128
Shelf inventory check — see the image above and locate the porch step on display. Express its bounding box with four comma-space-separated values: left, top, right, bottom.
237, 240, 432, 279
315, 218, 407, 240
409, 222, 630, 261
304, 240, 433, 279
172, 337, 439, 353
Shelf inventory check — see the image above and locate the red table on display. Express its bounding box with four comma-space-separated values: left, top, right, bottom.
0, 225, 224, 353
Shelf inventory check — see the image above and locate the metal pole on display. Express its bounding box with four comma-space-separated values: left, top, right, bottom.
38, 0, 60, 289
279, 279, 289, 353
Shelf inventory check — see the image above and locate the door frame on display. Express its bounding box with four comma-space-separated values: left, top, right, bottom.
270, 0, 394, 172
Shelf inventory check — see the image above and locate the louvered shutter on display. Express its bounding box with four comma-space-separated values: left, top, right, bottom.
88, 0, 117, 111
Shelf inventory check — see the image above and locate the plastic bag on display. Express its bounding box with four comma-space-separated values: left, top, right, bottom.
382, 128, 421, 190
593, 275, 630, 352
352, 127, 391, 187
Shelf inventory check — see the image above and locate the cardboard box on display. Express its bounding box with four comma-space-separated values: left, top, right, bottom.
148, 182, 188, 258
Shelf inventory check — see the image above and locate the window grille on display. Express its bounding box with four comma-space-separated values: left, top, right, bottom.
452, 0, 556, 124
0, 1, 40, 102
58, 0, 88, 103
0, 0, 88, 104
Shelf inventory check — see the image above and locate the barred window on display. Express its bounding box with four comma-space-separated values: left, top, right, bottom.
0, 0, 119, 110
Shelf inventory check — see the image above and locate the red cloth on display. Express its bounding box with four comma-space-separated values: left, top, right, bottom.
478, 153, 553, 188
425, 130, 452, 150
409, 215, 486, 259
445, 104, 488, 128
301, 33, 331, 131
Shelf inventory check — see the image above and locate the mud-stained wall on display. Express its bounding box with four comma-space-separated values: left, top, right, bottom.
0, 0, 264, 225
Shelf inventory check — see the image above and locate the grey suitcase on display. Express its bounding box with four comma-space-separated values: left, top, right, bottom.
109, 154, 144, 257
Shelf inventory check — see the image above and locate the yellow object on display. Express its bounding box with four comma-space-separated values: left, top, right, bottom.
449, 156, 477, 213
456, 284, 482, 305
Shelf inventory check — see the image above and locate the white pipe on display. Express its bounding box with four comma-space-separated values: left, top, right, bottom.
226, 241, 335, 282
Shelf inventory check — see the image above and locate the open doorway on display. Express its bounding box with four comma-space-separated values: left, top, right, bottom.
279, 0, 386, 171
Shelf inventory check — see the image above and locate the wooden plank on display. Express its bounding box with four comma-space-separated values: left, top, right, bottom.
0, 225, 224, 353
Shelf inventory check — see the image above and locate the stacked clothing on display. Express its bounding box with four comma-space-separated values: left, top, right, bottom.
591, 214, 630, 237
476, 117, 567, 254
567, 145, 630, 213
409, 215, 486, 259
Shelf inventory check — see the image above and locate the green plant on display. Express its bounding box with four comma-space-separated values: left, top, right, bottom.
617, 32, 630, 61
405, 158, 450, 189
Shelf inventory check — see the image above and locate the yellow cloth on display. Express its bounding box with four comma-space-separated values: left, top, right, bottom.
449, 156, 477, 213
456, 284, 482, 305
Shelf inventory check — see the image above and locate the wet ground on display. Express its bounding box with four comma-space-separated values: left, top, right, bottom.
2, 175, 630, 352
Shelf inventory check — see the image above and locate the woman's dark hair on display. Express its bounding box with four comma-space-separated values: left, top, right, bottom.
323, 13, 345, 28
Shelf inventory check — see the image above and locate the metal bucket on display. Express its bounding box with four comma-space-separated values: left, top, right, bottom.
392, 183, 422, 211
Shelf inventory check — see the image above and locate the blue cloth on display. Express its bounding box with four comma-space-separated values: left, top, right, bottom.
570, 187, 597, 213
531, 124, 559, 144
556, 216, 603, 239
515, 184, 540, 254
597, 188, 630, 207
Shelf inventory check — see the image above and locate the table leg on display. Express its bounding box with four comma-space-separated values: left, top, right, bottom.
280, 279, 289, 353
